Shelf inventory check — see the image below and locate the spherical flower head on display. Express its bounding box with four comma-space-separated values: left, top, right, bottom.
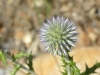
39, 16, 78, 56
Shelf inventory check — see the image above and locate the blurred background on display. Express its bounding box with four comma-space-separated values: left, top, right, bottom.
0, 0, 100, 75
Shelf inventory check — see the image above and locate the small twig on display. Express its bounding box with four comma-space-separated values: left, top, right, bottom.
2, 50, 37, 75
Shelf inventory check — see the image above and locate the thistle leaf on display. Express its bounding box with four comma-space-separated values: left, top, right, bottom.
81, 62, 100, 75
12, 52, 30, 61
26, 52, 35, 72
11, 65, 21, 75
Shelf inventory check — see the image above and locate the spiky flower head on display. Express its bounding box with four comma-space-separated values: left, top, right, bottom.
40, 16, 78, 56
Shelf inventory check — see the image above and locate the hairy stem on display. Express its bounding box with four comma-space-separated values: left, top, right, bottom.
65, 54, 71, 75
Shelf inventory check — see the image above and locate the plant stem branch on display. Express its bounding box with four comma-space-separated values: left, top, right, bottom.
2, 50, 37, 75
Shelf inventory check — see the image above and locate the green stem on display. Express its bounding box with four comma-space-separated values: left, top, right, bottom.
62, 53, 80, 75
2, 50, 37, 75
65, 54, 71, 75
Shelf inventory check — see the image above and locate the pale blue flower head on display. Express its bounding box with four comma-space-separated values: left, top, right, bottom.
40, 16, 78, 56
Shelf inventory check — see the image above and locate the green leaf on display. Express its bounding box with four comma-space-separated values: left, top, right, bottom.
12, 52, 30, 61
26, 52, 35, 72
11, 65, 21, 75
81, 62, 100, 75
0, 51, 6, 65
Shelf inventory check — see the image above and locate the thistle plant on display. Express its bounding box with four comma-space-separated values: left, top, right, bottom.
1, 16, 100, 75
40, 16, 80, 75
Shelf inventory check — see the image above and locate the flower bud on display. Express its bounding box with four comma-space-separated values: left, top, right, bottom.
40, 16, 78, 56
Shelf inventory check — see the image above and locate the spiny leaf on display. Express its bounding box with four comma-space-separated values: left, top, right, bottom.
26, 52, 35, 73
12, 52, 30, 61
81, 62, 100, 75
11, 65, 21, 75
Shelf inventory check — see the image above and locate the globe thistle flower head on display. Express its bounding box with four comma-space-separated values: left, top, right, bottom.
40, 16, 78, 56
